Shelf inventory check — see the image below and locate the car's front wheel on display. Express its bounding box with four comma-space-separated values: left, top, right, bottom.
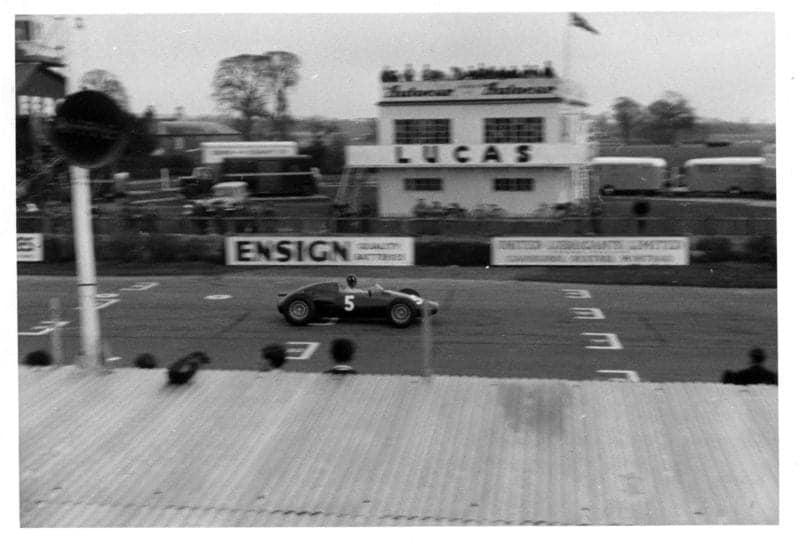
284, 296, 315, 325
388, 300, 414, 328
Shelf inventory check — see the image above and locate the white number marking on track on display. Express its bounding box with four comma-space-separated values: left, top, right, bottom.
19, 320, 70, 336
286, 342, 320, 360
205, 294, 232, 300
581, 332, 623, 350
570, 307, 606, 320
597, 370, 640, 382
562, 289, 592, 299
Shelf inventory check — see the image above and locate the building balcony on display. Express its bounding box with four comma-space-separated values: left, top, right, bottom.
346, 143, 592, 168
378, 77, 587, 105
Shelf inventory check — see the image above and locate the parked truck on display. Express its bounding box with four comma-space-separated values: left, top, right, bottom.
179, 142, 332, 233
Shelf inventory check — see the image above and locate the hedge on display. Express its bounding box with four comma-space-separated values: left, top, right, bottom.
37, 233, 775, 266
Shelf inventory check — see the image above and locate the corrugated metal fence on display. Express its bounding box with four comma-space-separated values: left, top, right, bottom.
20, 366, 778, 527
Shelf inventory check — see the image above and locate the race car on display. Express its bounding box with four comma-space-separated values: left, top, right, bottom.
277, 275, 439, 328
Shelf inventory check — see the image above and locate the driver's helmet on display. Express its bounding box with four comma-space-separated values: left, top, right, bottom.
346, 275, 358, 289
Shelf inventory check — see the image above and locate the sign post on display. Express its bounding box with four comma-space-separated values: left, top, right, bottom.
50, 90, 128, 369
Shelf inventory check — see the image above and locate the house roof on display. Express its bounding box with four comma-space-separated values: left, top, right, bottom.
19, 366, 778, 526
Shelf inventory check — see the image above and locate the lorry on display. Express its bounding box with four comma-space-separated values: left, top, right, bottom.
179, 142, 332, 232
179, 141, 321, 198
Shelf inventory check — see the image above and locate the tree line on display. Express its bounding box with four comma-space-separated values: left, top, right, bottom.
594, 91, 698, 145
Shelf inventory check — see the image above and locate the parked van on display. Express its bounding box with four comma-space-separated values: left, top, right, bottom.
682, 157, 767, 195
589, 157, 667, 196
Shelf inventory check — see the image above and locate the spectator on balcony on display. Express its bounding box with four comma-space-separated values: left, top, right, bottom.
381, 66, 399, 82
476, 63, 487, 79
403, 64, 415, 82
421, 64, 433, 81
451, 66, 464, 80
543, 61, 556, 77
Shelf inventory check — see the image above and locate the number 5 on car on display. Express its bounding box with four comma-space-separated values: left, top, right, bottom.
344, 294, 355, 311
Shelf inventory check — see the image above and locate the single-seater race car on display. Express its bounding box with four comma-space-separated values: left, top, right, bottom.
277, 275, 439, 328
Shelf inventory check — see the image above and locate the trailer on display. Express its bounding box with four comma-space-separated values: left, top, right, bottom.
589, 157, 668, 196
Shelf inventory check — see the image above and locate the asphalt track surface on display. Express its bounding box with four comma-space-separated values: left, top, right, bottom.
17, 272, 777, 383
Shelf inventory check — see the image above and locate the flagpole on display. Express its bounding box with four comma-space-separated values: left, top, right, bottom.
563, 12, 572, 82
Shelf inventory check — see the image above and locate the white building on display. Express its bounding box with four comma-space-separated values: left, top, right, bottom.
344, 69, 593, 217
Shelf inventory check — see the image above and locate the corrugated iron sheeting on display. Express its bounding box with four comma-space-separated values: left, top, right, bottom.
19, 366, 778, 527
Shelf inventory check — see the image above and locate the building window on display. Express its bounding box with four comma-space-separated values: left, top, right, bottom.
494, 178, 534, 191
484, 117, 544, 143
395, 119, 451, 144
173, 136, 186, 150
404, 178, 443, 191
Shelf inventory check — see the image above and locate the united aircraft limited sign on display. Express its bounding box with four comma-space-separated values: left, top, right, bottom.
492, 237, 690, 266
226, 237, 414, 266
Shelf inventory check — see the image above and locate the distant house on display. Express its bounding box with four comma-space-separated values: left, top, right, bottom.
154, 120, 242, 155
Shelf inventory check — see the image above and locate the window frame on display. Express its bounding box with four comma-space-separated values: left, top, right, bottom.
484, 117, 545, 143
394, 119, 451, 144
404, 178, 444, 191
493, 178, 535, 191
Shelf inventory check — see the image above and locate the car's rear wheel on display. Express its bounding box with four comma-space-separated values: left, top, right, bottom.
285, 297, 314, 325
400, 288, 420, 297
388, 301, 414, 328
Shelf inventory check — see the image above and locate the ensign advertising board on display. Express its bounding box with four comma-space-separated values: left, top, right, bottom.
492, 237, 690, 266
226, 237, 414, 266
17, 233, 44, 262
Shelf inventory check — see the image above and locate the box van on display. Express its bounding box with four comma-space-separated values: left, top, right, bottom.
589, 157, 667, 196
682, 157, 766, 195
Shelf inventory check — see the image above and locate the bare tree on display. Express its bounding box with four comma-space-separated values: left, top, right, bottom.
263, 51, 301, 139
78, 69, 130, 111
211, 51, 301, 141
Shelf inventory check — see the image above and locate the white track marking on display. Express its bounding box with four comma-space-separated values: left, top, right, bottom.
286, 342, 320, 360
96, 293, 119, 299
205, 294, 232, 300
597, 370, 640, 382
570, 307, 606, 320
19, 320, 70, 336
582, 332, 623, 350
121, 282, 159, 291
562, 289, 592, 299
310, 318, 339, 326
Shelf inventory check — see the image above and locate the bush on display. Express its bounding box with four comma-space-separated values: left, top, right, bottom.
694, 237, 735, 262
415, 239, 490, 266
744, 235, 777, 265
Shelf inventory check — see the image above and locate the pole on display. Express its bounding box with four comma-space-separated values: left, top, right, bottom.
562, 13, 572, 82
70, 165, 102, 368
49, 297, 63, 366
421, 300, 432, 378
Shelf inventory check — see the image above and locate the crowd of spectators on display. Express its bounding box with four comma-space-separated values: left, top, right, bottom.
381, 62, 556, 83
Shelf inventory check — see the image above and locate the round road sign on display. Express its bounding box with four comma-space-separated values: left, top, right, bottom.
50, 90, 129, 169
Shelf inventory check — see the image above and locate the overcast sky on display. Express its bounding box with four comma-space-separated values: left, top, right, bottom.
18, 7, 773, 123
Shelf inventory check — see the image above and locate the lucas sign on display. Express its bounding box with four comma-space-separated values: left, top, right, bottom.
226, 237, 414, 266
492, 237, 690, 266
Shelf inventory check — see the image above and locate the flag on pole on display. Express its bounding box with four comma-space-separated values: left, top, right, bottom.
570, 12, 599, 34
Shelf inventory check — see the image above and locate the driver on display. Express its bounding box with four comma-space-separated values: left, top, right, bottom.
344, 274, 360, 293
